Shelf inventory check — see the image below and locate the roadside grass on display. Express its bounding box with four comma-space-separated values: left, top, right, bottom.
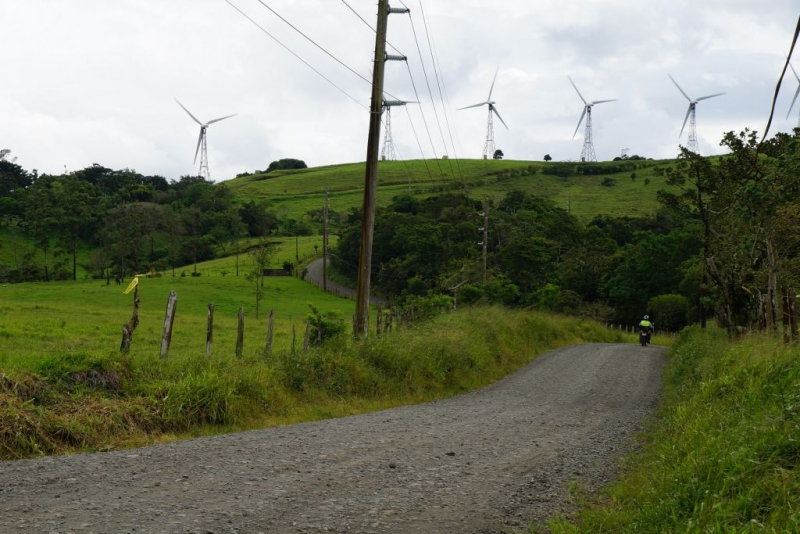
543, 326, 800, 532
0, 300, 624, 460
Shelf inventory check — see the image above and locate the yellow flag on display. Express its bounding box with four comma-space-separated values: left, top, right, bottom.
123, 276, 140, 295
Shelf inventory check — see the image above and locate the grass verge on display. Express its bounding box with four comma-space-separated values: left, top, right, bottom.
1, 306, 622, 460
544, 326, 800, 532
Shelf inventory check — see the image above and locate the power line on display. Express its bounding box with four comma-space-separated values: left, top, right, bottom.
415, 0, 464, 181
254, 0, 372, 88
223, 0, 366, 109
252, 0, 402, 101
339, 0, 402, 56
401, 8, 454, 180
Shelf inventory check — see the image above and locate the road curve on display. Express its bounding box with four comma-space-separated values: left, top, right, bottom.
304, 258, 387, 305
0, 343, 665, 533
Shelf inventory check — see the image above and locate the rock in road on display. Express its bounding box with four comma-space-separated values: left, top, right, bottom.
0, 343, 664, 533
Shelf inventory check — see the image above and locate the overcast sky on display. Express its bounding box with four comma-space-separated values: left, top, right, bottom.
2, 0, 798, 182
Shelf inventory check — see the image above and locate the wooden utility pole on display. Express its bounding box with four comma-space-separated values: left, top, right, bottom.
354, 0, 391, 338
323, 190, 329, 291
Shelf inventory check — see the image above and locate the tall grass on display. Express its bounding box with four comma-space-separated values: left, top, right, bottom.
547, 326, 800, 532
0, 306, 622, 460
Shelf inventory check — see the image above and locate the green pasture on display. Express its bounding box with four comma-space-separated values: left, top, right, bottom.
226, 158, 674, 222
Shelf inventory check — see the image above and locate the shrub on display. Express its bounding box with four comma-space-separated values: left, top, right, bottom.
648, 293, 690, 331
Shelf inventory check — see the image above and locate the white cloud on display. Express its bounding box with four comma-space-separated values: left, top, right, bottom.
1, 0, 797, 179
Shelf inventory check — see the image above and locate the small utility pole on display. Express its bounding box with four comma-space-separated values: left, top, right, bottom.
354, 0, 407, 337
323, 190, 329, 291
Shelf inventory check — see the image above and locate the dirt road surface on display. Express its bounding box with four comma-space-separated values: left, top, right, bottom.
0, 343, 665, 533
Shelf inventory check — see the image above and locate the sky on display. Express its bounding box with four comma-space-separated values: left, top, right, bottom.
1, 0, 799, 182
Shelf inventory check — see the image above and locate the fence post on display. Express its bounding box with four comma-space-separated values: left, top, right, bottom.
265, 309, 275, 354
120, 285, 140, 353
160, 290, 177, 359
292, 323, 296, 353
206, 303, 214, 357
782, 287, 791, 344
236, 307, 245, 358
791, 291, 799, 342
303, 320, 311, 352
376, 304, 383, 336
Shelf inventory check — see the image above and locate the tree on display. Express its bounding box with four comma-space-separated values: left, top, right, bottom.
493, 149, 504, 160
264, 158, 307, 173
544, 154, 552, 162
248, 239, 278, 318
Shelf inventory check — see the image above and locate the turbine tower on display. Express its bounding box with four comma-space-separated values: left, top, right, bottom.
175, 98, 236, 180
668, 74, 725, 154
786, 62, 800, 130
381, 100, 415, 161
458, 68, 508, 159
569, 76, 617, 163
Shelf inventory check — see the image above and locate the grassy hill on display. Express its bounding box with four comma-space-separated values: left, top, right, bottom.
226, 158, 676, 222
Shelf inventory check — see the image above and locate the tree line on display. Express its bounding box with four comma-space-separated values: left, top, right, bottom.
0, 154, 310, 283
333, 129, 800, 333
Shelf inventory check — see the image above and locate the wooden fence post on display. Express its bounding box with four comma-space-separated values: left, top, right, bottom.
303, 320, 311, 352
265, 309, 275, 354
376, 304, 383, 336
206, 303, 214, 357
791, 291, 799, 342
120, 285, 140, 353
236, 307, 245, 358
782, 287, 791, 344
160, 290, 177, 359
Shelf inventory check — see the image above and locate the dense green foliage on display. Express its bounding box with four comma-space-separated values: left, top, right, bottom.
332, 190, 702, 325
548, 328, 800, 532
0, 157, 292, 283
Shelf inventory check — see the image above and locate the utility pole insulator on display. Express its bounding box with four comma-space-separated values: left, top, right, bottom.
383, 100, 408, 108
388, 7, 410, 14
385, 53, 407, 62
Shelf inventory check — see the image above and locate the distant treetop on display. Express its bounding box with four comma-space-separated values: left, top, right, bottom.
265, 159, 308, 173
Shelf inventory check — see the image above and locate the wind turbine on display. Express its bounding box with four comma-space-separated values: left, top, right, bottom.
568, 76, 616, 162
458, 68, 508, 159
786, 62, 800, 130
175, 98, 236, 180
668, 74, 725, 154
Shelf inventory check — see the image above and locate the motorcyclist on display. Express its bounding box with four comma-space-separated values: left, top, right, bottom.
638, 315, 654, 344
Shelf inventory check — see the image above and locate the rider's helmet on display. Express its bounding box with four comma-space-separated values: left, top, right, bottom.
644, 315, 649, 320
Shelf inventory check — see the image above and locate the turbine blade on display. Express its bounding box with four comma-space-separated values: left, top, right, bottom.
591, 99, 618, 105
487, 67, 499, 100
206, 113, 238, 125
695, 92, 725, 102
175, 98, 203, 125
668, 74, 692, 101
457, 102, 489, 111
568, 76, 587, 105
679, 105, 692, 139
787, 85, 800, 120
790, 62, 800, 83
194, 129, 203, 164
573, 106, 587, 139
491, 105, 509, 130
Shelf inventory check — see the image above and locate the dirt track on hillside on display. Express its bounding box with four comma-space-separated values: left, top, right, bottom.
0, 343, 665, 533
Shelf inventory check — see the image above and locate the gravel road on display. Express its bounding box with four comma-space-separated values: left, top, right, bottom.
0, 343, 665, 534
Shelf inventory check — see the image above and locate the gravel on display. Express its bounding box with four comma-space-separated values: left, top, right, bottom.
0, 343, 665, 533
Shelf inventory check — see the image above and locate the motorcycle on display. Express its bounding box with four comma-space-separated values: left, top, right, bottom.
639, 328, 650, 347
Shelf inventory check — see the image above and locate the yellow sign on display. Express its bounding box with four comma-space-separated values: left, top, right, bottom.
123, 276, 140, 295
